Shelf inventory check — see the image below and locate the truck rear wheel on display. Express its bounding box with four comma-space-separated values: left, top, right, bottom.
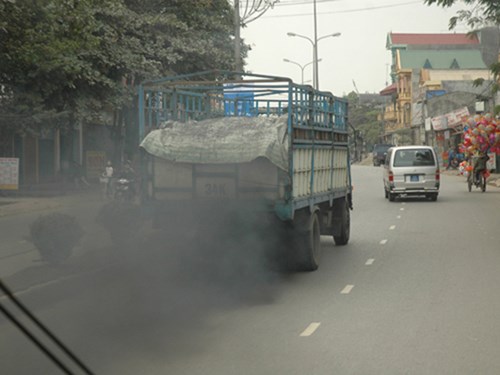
293, 211, 321, 272
333, 199, 350, 246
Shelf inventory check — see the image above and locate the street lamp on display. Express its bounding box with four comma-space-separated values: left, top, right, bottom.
283, 58, 322, 85
287, 31, 340, 90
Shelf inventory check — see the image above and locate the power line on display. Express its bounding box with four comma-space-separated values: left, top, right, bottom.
274, 0, 344, 6
264, 0, 422, 18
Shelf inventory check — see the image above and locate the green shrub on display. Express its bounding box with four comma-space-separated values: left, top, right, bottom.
29, 213, 84, 264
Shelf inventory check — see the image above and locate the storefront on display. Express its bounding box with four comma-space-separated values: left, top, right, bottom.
429, 107, 469, 168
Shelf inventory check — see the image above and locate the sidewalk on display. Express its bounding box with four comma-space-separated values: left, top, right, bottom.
0, 185, 102, 218
441, 169, 500, 188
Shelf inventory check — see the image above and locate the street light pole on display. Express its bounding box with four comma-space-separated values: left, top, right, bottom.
283, 58, 322, 85
313, 0, 318, 89
287, 30, 341, 90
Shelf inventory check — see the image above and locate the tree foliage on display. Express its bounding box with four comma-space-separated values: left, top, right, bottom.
0, 0, 239, 132
345, 91, 383, 151
424, 0, 500, 29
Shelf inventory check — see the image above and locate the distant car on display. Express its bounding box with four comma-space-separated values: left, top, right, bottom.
383, 145, 440, 202
372, 144, 394, 166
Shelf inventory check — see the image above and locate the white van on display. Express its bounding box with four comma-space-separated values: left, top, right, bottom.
383, 146, 440, 202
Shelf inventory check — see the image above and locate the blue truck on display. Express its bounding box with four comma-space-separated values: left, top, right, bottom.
138, 70, 352, 271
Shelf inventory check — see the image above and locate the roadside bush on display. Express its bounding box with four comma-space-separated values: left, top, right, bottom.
29, 213, 84, 264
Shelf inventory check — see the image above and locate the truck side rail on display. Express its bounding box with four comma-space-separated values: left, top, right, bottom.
138, 70, 350, 220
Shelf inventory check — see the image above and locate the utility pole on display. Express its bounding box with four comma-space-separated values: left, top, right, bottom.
313, 0, 319, 89
232, 1, 278, 74
234, 0, 241, 73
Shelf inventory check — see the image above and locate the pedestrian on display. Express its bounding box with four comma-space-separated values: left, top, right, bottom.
101, 161, 114, 198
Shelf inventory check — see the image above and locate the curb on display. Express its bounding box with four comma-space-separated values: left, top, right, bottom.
0, 189, 102, 218
440, 169, 500, 188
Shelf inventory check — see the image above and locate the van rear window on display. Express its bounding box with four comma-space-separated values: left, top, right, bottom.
394, 149, 435, 167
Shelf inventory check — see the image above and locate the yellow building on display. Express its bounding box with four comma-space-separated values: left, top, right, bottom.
381, 32, 486, 145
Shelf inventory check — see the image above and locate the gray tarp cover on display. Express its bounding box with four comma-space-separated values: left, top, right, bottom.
140, 116, 289, 171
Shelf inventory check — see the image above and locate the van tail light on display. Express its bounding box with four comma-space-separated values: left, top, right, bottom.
388, 171, 394, 182
435, 168, 440, 181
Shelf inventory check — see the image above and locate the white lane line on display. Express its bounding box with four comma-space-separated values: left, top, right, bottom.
300, 322, 321, 337
365, 258, 375, 265
400, 208, 405, 211
380, 239, 388, 245
389, 225, 396, 230
341, 284, 354, 294
397, 215, 402, 219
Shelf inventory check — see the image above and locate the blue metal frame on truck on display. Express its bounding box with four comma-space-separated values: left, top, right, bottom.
138, 70, 350, 221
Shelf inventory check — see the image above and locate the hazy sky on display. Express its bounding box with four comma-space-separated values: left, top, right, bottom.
240, 0, 472, 96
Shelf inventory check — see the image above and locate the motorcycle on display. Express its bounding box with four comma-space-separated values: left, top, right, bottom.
114, 178, 135, 202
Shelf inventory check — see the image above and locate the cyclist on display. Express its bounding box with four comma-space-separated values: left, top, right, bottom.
472, 151, 490, 184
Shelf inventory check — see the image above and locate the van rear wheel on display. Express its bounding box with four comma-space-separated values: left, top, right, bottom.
388, 192, 395, 202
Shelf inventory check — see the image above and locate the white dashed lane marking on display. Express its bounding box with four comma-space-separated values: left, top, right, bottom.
300, 322, 321, 337
389, 225, 396, 230
365, 258, 375, 265
380, 239, 388, 245
400, 208, 405, 211
341, 285, 355, 294
397, 215, 401, 219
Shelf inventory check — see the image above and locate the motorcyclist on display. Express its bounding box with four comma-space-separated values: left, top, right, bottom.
117, 160, 136, 199
120, 160, 135, 180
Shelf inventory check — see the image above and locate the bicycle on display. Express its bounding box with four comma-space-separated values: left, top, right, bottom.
467, 169, 487, 192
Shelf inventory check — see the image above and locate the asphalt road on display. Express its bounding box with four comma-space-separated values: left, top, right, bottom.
1, 165, 500, 374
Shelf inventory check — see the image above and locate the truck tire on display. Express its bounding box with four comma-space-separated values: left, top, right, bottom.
293, 210, 321, 272
333, 199, 350, 246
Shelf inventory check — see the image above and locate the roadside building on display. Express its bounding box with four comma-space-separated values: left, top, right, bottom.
380, 30, 500, 153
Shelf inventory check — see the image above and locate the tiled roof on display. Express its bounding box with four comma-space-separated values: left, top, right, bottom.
379, 83, 397, 96
398, 50, 486, 69
389, 33, 479, 46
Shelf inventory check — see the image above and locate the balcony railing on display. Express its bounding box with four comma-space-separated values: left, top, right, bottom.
398, 91, 411, 100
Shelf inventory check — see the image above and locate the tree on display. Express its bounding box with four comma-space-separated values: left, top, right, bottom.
424, 0, 500, 113
0, 0, 240, 160
345, 91, 383, 159
424, 0, 500, 29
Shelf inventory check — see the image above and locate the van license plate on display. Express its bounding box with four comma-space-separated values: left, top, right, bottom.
410, 175, 419, 182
